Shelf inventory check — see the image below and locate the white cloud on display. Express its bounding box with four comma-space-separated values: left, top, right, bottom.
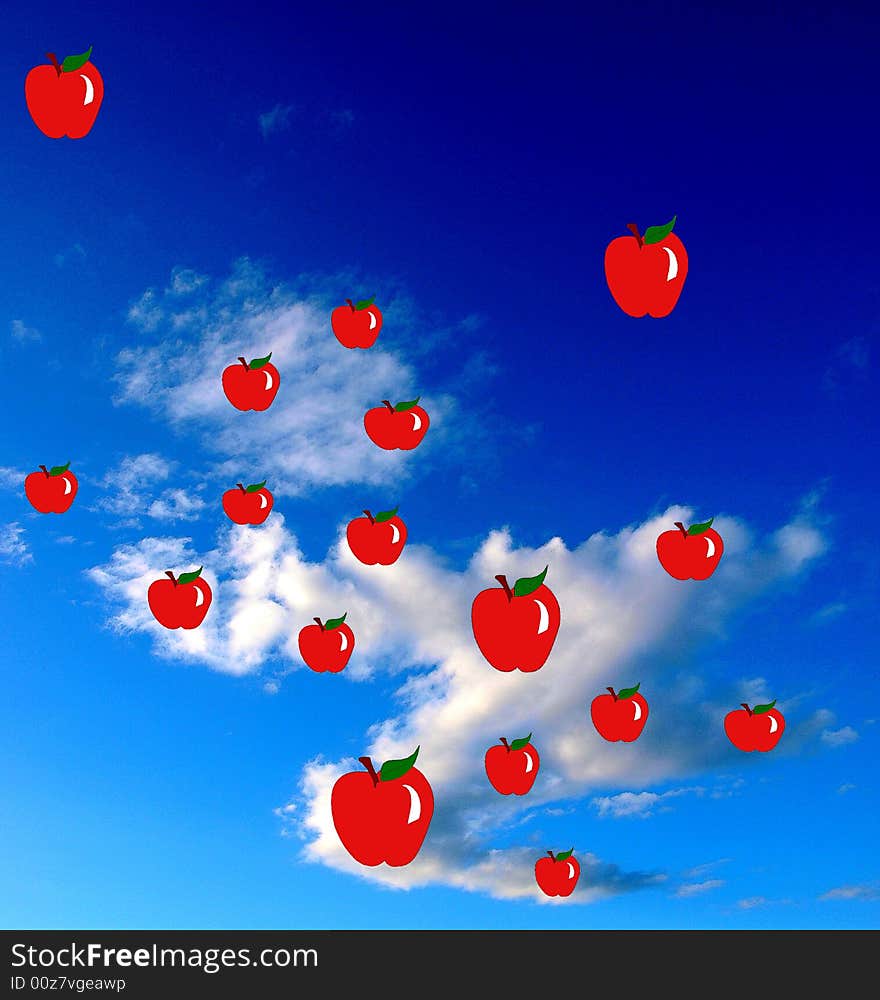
168, 268, 208, 295
838, 783, 856, 794
821, 726, 859, 748
147, 488, 207, 522
820, 884, 880, 901
0, 522, 32, 565
737, 896, 769, 909
676, 879, 725, 898
683, 858, 731, 879
88, 502, 830, 901
93, 453, 174, 520
10, 320, 42, 343
592, 787, 704, 820
0, 466, 26, 490
259, 103, 294, 138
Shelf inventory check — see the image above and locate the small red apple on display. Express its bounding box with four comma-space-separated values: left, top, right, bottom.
25, 46, 104, 139
221, 353, 280, 411
656, 517, 724, 581
471, 566, 560, 672
222, 480, 273, 525
591, 684, 649, 742
725, 700, 785, 752
485, 734, 540, 795
331, 296, 383, 348
331, 746, 434, 867
535, 849, 580, 898
298, 613, 355, 673
346, 507, 407, 565
604, 215, 688, 318
363, 397, 430, 451
24, 461, 78, 514
147, 567, 212, 630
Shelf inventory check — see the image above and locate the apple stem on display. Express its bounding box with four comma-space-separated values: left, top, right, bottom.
238, 356, 248, 368
39, 464, 50, 478
314, 617, 325, 630
499, 737, 510, 751
164, 571, 177, 586
362, 510, 375, 524
547, 850, 555, 860
626, 222, 643, 248
236, 483, 246, 492
674, 521, 688, 537
607, 686, 618, 701
741, 703, 753, 716
495, 575, 513, 602
382, 400, 394, 412
46, 52, 62, 77
346, 298, 355, 312
359, 756, 380, 787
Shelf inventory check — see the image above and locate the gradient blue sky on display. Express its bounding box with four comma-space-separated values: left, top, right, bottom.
1, 3, 878, 929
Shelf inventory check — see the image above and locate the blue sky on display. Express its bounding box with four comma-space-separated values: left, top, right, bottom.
1, 2, 878, 929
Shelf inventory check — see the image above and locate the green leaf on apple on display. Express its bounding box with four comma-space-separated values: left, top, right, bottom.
394, 397, 421, 412
178, 567, 203, 585
510, 733, 533, 751
245, 480, 267, 492
48, 461, 71, 476
618, 683, 641, 700
555, 848, 574, 861
355, 297, 375, 310
249, 353, 273, 369
687, 517, 714, 535
325, 613, 347, 630
62, 45, 92, 73
513, 565, 548, 597
375, 506, 399, 522
379, 745, 419, 781
643, 215, 677, 245
753, 700, 777, 714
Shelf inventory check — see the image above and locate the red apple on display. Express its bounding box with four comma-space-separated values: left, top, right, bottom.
331, 296, 383, 348
147, 567, 212, 630
346, 507, 407, 565
604, 215, 688, 318
25, 46, 104, 139
535, 849, 580, 898
222, 480, 273, 525
471, 566, 560, 672
591, 684, 649, 742
331, 746, 434, 867
725, 700, 785, 752
485, 734, 540, 795
363, 397, 430, 451
656, 517, 724, 581
221, 353, 280, 411
298, 613, 355, 673
24, 461, 78, 514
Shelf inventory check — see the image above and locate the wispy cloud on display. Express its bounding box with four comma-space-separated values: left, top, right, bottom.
0, 466, 26, 490
92, 453, 174, 521
0, 522, 32, 565
683, 859, 732, 879
811, 601, 847, 623
824, 335, 871, 395
821, 726, 859, 748
592, 787, 705, 820
820, 883, 880, 901
10, 320, 42, 344
838, 783, 856, 794
54, 242, 86, 268
258, 103, 294, 138
676, 879, 725, 898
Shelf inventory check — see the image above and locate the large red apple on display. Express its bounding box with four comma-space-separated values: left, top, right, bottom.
221, 353, 280, 411
147, 567, 212, 630
346, 507, 407, 565
485, 734, 540, 795
331, 746, 434, 867
222, 480, 273, 525
591, 684, 649, 743
25, 46, 104, 139
298, 614, 355, 673
535, 849, 580, 898
656, 517, 724, 581
331, 296, 383, 349
604, 215, 688, 318
24, 461, 78, 514
471, 566, 560, 672
363, 398, 430, 451
725, 700, 785, 752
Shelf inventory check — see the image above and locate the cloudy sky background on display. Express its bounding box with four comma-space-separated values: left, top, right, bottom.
1, 3, 878, 928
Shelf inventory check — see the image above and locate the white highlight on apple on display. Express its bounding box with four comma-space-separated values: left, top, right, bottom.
258, 494, 268, 509
535, 599, 549, 635
338, 632, 348, 652
62, 476, 73, 495
632, 701, 642, 721
390, 524, 400, 544
523, 751, 534, 773
704, 537, 716, 558
663, 247, 678, 282
263, 370, 274, 391
368, 311, 377, 330
566, 862, 576, 879
194, 586, 205, 607
403, 784, 421, 824
769, 716, 778, 733
81, 75, 94, 106
411, 412, 422, 432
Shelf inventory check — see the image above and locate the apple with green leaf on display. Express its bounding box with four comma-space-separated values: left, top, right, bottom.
485, 734, 540, 795
656, 517, 724, 580
725, 700, 785, 752
298, 614, 355, 673
471, 566, 560, 672
222, 480, 273, 524
535, 849, 580, 897
346, 507, 407, 565
331, 296, 383, 348
364, 397, 430, 450
147, 567, 212, 630
24, 461, 78, 514
331, 746, 434, 866
591, 684, 649, 742
604, 215, 688, 317
222, 353, 280, 411
25, 45, 104, 139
